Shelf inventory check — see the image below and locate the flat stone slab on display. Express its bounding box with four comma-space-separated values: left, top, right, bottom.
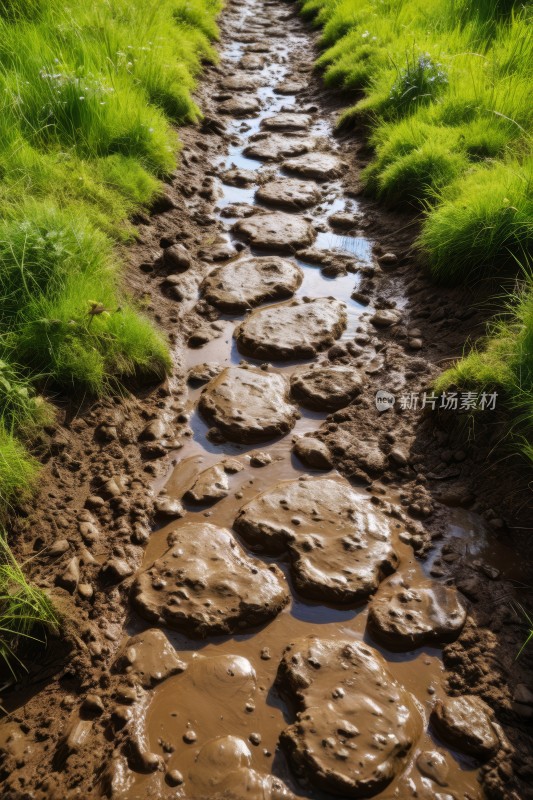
239, 54, 265, 70
131, 523, 289, 637
276, 637, 420, 796
220, 167, 257, 188
283, 152, 342, 181
261, 113, 311, 131
199, 366, 297, 443
368, 571, 467, 649
235, 297, 346, 360
200, 256, 303, 313
218, 96, 261, 117
275, 80, 306, 95
220, 75, 262, 91
430, 696, 499, 759
232, 212, 315, 253
244, 134, 311, 162
183, 464, 229, 505
290, 364, 364, 410
256, 178, 321, 210
234, 476, 398, 603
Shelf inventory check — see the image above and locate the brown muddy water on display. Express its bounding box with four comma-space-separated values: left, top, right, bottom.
101, 1, 514, 798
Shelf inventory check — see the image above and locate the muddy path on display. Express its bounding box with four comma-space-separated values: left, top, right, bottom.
1, 0, 532, 798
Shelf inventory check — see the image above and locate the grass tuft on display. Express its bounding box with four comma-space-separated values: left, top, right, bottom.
0, 533, 59, 676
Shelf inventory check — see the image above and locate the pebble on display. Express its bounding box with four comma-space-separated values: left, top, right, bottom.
183, 730, 197, 744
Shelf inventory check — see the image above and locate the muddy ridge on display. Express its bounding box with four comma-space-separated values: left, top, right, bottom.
1, 0, 532, 799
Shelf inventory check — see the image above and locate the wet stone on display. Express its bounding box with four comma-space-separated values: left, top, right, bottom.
235, 297, 346, 360
187, 362, 223, 386
290, 364, 364, 411
131, 522, 289, 636
183, 464, 229, 505
220, 75, 262, 91
261, 113, 311, 131
199, 366, 297, 444
239, 53, 265, 70
220, 166, 257, 188
200, 256, 303, 313
154, 496, 185, 518
255, 178, 321, 211
233, 212, 315, 253
430, 695, 499, 759
244, 134, 311, 162
218, 95, 261, 117
283, 152, 342, 181
416, 750, 449, 787
277, 637, 420, 796
234, 476, 398, 603
275, 79, 306, 95
368, 571, 467, 649
292, 435, 332, 469
113, 629, 186, 688
370, 309, 402, 328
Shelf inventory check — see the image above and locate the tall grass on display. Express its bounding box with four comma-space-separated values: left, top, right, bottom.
305, 0, 533, 465
0, 0, 220, 652
0, 534, 59, 676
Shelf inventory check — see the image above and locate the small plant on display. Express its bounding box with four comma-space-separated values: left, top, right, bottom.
513, 602, 533, 658
389, 53, 448, 115
0, 534, 59, 676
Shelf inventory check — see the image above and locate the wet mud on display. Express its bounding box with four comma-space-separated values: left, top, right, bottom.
1, 0, 531, 799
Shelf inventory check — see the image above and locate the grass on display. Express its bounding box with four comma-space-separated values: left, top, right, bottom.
304, 0, 533, 464
0, 0, 220, 660
0, 533, 59, 676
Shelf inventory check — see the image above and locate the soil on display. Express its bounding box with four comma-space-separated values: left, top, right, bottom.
1, 0, 532, 798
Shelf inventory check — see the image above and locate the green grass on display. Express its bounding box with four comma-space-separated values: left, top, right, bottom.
0, 533, 59, 676
0, 0, 220, 654
305, 0, 533, 466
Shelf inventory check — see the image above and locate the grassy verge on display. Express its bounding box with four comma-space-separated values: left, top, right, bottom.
0, 0, 220, 658
302, 0, 533, 462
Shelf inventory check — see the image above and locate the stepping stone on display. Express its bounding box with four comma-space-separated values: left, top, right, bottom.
275, 79, 306, 95
183, 464, 229, 505
220, 75, 262, 91
290, 364, 364, 410
283, 152, 342, 181
218, 96, 261, 117
255, 178, 321, 210
261, 113, 311, 131
244, 134, 312, 162
367, 571, 467, 649
233, 476, 398, 603
239, 54, 265, 70
235, 297, 346, 360
220, 167, 257, 187
276, 637, 420, 796
199, 366, 297, 443
232, 212, 315, 253
200, 255, 303, 313
131, 523, 289, 636
430, 696, 500, 759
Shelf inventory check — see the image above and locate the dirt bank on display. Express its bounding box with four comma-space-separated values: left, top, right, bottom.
1, 1, 532, 799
